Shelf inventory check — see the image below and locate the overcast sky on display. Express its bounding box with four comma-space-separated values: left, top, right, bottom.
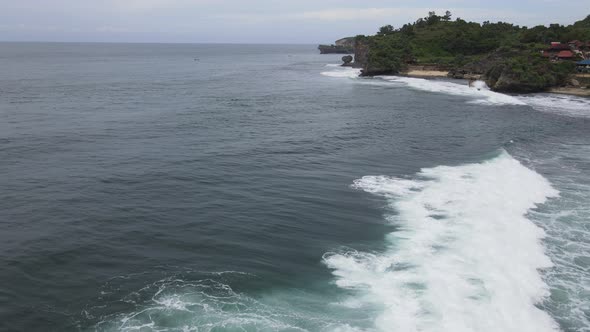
0, 0, 588, 44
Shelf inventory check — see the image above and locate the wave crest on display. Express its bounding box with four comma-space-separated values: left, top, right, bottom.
325, 151, 560, 332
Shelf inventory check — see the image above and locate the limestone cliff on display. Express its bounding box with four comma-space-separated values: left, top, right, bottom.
352, 38, 369, 69
351, 37, 406, 76
318, 37, 355, 54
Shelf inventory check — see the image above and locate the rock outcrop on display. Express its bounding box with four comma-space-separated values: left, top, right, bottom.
485, 66, 542, 93
318, 37, 355, 54
352, 38, 401, 76
449, 49, 515, 80
341, 55, 353, 67
452, 48, 573, 93
318, 45, 353, 54
335, 37, 355, 49
352, 38, 369, 69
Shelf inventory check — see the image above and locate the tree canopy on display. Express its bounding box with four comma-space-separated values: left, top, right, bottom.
356, 11, 590, 91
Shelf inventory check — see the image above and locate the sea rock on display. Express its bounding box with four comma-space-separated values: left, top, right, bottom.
448, 69, 467, 79
341, 55, 353, 67
485, 66, 543, 93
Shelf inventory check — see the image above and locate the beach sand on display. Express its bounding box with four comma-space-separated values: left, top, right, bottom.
549, 87, 590, 97
404, 69, 449, 78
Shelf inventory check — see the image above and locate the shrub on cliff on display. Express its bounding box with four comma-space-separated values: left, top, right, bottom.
358, 34, 409, 75
355, 11, 588, 86
486, 49, 574, 92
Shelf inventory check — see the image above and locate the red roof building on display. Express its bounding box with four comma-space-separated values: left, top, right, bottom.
557, 50, 574, 59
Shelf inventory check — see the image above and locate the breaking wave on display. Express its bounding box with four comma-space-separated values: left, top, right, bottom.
380, 76, 527, 106
321, 65, 590, 117
321, 65, 362, 79
324, 151, 560, 332
516, 94, 590, 118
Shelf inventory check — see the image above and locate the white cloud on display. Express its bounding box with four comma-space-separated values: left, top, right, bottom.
105, 0, 217, 12
297, 8, 414, 21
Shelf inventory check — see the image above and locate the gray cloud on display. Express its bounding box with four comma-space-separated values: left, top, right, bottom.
0, 1, 587, 43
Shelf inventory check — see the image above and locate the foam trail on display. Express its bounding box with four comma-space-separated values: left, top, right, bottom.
321, 65, 361, 79
381, 76, 526, 106
325, 151, 560, 332
517, 94, 590, 118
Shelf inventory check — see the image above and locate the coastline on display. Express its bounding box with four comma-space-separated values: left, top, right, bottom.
397, 69, 590, 98
548, 87, 590, 97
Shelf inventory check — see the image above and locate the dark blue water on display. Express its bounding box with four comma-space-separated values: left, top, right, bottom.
1, 43, 589, 332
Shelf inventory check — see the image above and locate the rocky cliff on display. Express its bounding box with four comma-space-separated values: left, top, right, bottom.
352, 38, 369, 69
318, 37, 355, 54
335, 37, 355, 48
351, 37, 405, 76
335, 12, 590, 93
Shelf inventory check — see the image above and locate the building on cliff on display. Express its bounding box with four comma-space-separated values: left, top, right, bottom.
542, 42, 585, 61
577, 59, 590, 72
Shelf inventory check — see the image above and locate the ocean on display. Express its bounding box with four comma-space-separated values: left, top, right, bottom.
0, 43, 589, 332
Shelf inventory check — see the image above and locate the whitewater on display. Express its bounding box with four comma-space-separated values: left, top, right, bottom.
321, 65, 590, 118
4, 44, 589, 332
324, 151, 560, 332
319, 64, 590, 331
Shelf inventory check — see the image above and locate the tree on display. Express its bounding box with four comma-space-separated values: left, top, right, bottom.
427, 11, 441, 25
400, 24, 414, 36
377, 25, 395, 36
443, 11, 452, 21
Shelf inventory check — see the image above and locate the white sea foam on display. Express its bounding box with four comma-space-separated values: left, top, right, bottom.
381, 76, 527, 106
321, 65, 362, 79
325, 151, 560, 332
95, 277, 312, 332
517, 94, 590, 118
321, 67, 590, 115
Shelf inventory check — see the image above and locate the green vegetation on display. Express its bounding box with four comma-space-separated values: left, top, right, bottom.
356, 34, 410, 75
521, 15, 590, 43
357, 12, 590, 92
485, 45, 575, 92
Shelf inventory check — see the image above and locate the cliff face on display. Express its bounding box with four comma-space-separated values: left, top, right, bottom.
335, 37, 355, 48
485, 63, 572, 93
336, 12, 589, 92
449, 48, 517, 80
351, 38, 404, 76
318, 45, 353, 54
485, 66, 545, 93
352, 39, 369, 69
318, 37, 355, 54
448, 47, 574, 93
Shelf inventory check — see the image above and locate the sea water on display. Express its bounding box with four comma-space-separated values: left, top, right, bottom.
1, 43, 589, 331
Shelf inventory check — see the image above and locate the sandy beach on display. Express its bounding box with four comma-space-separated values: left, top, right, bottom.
549, 87, 590, 97
403, 69, 450, 78
401, 70, 590, 98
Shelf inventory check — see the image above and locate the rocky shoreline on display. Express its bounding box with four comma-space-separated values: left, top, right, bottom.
342, 39, 589, 98
332, 13, 590, 97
